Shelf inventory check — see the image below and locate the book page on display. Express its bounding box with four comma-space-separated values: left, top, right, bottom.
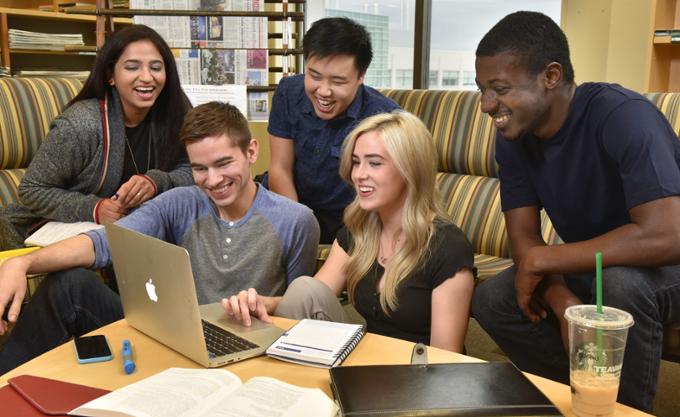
69, 368, 242, 417
200, 377, 337, 417
25, 221, 103, 247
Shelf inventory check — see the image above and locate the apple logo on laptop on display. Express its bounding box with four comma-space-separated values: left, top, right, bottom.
145, 278, 158, 302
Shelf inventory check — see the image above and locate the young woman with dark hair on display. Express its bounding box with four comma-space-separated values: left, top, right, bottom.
0, 25, 193, 249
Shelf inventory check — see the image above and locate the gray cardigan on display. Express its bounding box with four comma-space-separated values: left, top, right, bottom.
16, 89, 193, 223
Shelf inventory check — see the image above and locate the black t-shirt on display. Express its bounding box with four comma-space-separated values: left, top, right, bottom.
337, 220, 474, 344
122, 115, 153, 183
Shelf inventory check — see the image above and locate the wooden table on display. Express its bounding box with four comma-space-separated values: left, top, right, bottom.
0, 318, 652, 417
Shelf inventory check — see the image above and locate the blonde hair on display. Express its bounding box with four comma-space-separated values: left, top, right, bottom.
339, 110, 447, 314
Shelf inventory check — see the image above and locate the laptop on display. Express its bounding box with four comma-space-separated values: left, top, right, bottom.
105, 223, 285, 367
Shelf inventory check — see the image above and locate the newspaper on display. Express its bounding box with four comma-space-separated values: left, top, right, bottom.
182, 84, 247, 117
9, 29, 84, 51
131, 0, 269, 119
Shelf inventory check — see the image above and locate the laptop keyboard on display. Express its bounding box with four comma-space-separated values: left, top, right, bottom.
202, 320, 259, 358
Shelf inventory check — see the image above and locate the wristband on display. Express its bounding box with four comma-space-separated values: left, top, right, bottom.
93, 199, 105, 224
138, 174, 157, 195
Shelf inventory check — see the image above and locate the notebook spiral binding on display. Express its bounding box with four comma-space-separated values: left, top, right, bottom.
332, 325, 366, 365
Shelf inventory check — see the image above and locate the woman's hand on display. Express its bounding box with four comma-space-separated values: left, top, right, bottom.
97, 198, 128, 224
222, 288, 273, 326
115, 175, 156, 209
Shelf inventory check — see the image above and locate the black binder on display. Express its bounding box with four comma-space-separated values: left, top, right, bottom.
329, 362, 564, 416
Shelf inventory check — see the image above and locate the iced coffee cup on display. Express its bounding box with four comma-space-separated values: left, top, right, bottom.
564, 305, 634, 417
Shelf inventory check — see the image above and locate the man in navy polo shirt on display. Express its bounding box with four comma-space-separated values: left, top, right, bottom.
266, 17, 399, 243
471, 11, 680, 413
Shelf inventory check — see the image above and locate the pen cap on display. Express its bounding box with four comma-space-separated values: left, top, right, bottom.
124, 359, 136, 374
122, 339, 136, 374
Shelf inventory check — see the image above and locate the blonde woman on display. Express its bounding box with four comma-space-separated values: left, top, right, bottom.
225, 111, 475, 352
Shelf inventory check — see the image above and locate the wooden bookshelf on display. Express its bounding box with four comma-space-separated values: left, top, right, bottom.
649, 0, 680, 92
0, 6, 131, 73
563, 0, 680, 93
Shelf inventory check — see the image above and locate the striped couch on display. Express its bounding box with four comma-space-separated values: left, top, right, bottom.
378, 89, 561, 279
378, 89, 680, 280
378, 88, 680, 362
0, 77, 84, 210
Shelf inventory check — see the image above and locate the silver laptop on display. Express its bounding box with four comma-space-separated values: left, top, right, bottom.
105, 223, 285, 367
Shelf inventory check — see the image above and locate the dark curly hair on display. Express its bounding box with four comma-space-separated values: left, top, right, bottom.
476, 11, 574, 84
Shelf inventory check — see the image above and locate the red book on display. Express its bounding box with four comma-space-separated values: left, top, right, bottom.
1, 375, 109, 416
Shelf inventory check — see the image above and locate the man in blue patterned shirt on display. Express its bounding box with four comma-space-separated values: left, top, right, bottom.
266, 17, 399, 243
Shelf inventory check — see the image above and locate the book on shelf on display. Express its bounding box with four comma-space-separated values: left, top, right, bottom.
24, 221, 103, 247
8, 29, 84, 51
69, 367, 338, 417
266, 319, 365, 368
63, 45, 97, 52
58, 1, 96, 6
14, 70, 90, 80
59, 4, 98, 12
654, 29, 680, 43
330, 362, 564, 417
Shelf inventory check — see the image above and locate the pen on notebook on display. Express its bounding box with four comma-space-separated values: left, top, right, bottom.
122, 339, 136, 374
275, 345, 302, 353
280, 341, 333, 353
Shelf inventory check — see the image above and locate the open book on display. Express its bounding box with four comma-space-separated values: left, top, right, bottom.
24, 221, 103, 247
266, 319, 365, 368
69, 368, 338, 417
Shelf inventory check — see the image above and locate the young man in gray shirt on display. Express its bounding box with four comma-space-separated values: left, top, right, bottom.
0, 102, 320, 374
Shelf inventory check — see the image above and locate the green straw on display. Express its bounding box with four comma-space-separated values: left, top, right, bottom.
595, 251, 604, 371
596, 252, 603, 314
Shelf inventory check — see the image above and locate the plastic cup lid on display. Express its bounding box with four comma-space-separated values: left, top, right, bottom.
564, 305, 634, 330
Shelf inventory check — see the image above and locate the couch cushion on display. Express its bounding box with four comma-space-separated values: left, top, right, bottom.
644, 92, 680, 135
0, 78, 83, 170
379, 89, 499, 178
0, 169, 25, 208
474, 254, 513, 280
438, 172, 509, 259
382, 90, 562, 260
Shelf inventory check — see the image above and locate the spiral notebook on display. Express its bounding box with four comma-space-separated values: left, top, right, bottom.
266, 319, 365, 368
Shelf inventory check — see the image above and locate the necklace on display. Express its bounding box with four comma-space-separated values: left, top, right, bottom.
124, 133, 151, 175
378, 234, 402, 265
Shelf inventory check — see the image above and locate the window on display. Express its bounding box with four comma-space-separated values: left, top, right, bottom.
307, 1, 561, 90
430, 1, 561, 90
396, 69, 413, 88
462, 71, 476, 87
429, 70, 439, 87
442, 70, 459, 87
306, 1, 416, 89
